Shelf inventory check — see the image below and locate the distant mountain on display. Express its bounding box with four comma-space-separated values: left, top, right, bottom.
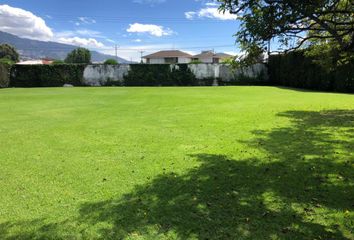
0, 31, 130, 63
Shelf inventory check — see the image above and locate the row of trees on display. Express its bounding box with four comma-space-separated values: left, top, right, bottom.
0, 45, 119, 65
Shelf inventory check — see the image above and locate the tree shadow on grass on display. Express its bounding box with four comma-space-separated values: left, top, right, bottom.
1, 110, 354, 239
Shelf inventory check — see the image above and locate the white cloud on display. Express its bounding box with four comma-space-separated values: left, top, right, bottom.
205, 2, 219, 7
105, 38, 116, 44
0, 4, 53, 41
58, 37, 105, 48
185, 2, 237, 21
133, 39, 142, 42
0, 4, 108, 51
75, 17, 96, 26
133, 0, 166, 4
127, 23, 174, 37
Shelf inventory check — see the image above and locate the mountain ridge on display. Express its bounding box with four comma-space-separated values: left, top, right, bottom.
0, 31, 130, 63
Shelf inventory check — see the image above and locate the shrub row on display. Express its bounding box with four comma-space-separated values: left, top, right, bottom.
268, 51, 354, 93
123, 64, 199, 86
219, 70, 268, 86
0, 63, 11, 88
10, 64, 87, 87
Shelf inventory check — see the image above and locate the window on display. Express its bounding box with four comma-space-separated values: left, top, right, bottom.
164, 57, 178, 64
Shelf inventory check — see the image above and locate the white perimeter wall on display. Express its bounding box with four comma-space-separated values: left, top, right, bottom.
83, 63, 268, 86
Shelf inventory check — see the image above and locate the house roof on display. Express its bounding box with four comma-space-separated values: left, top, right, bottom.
214, 53, 234, 59
17, 59, 53, 65
193, 51, 234, 59
193, 51, 214, 58
143, 50, 193, 59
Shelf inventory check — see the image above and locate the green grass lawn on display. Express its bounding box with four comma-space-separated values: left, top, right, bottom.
0, 86, 353, 239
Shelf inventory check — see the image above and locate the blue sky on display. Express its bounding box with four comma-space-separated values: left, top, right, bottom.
0, 0, 242, 61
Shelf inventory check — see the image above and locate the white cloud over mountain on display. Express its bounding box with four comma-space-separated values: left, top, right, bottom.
0, 4, 54, 41
57, 37, 105, 48
0, 4, 106, 48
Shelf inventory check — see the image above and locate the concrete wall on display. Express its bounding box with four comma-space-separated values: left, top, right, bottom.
83, 64, 130, 86
188, 64, 217, 79
82, 63, 268, 86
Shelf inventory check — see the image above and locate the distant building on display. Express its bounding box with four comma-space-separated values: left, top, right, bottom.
143, 50, 193, 64
192, 51, 233, 64
17, 58, 53, 65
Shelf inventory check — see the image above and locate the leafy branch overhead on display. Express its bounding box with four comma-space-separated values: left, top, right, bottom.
218, 0, 354, 65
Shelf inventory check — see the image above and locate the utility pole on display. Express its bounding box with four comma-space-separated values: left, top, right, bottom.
115, 44, 118, 61
139, 51, 145, 63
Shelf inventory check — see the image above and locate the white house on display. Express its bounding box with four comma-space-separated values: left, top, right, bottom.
143, 50, 192, 64
17, 59, 54, 65
192, 51, 233, 64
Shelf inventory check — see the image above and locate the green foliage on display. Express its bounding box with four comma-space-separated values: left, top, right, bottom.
124, 64, 197, 86
101, 78, 122, 87
219, 69, 268, 86
104, 59, 119, 65
10, 64, 87, 87
0, 63, 11, 88
220, 57, 235, 64
268, 50, 354, 92
52, 59, 65, 65
219, 0, 354, 66
170, 64, 198, 86
0, 44, 19, 63
65, 48, 91, 64
0, 58, 15, 65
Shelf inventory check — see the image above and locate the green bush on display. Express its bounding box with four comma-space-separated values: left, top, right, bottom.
170, 64, 198, 86
104, 59, 119, 65
268, 50, 354, 93
10, 64, 87, 87
124, 64, 197, 86
0, 44, 19, 63
65, 48, 91, 64
0, 63, 11, 88
0, 58, 15, 65
52, 60, 65, 65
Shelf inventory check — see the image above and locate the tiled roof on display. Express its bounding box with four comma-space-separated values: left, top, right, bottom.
143, 50, 193, 58
193, 51, 234, 59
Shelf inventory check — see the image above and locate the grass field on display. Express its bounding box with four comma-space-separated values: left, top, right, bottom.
0, 86, 353, 239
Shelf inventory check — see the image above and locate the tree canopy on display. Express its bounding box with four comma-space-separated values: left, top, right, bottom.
219, 0, 354, 65
104, 59, 119, 65
0, 44, 20, 63
65, 48, 91, 64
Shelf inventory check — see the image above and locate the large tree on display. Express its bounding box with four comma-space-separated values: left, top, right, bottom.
65, 48, 91, 64
219, 0, 354, 65
0, 44, 20, 63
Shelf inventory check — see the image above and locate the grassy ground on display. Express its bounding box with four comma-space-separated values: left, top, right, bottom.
0, 86, 353, 240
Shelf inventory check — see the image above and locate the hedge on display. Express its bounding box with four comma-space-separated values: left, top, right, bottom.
268, 51, 354, 93
10, 64, 87, 87
124, 64, 198, 86
0, 63, 11, 88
